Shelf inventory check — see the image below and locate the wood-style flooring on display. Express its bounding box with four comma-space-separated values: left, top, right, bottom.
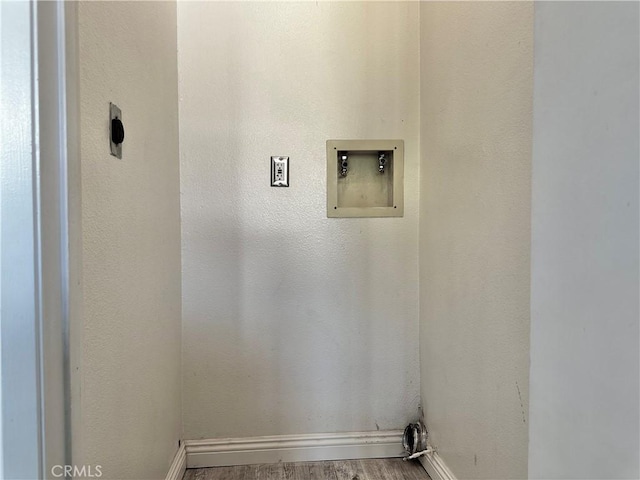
183, 458, 430, 480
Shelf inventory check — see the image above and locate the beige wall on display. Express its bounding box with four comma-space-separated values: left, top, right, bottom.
419, 2, 533, 478
529, 3, 639, 478
76, 2, 182, 478
178, 1, 421, 440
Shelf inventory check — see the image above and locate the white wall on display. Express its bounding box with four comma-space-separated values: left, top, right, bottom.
529, 3, 639, 478
77, 2, 182, 478
178, 1, 420, 440
419, 2, 534, 478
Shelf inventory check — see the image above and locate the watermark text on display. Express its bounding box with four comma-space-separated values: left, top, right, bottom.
51, 465, 103, 478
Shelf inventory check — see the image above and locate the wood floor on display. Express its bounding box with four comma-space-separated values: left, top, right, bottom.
183, 459, 430, 480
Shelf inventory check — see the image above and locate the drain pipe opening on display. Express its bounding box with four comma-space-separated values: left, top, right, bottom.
402, 420, 432, 461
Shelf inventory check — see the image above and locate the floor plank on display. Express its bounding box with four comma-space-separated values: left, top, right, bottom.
282, 462, 306, 480
333, 459, 366, 480
212, 465, 247, 480
183, 458, 430, 480
361, 459, 405, 480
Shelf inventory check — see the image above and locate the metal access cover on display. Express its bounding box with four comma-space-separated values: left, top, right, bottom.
109, 102, 123, 159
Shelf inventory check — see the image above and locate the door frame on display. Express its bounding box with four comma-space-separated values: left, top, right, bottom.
1, 0, 79, 477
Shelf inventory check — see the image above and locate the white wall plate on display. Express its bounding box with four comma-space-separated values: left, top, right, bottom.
271, 156, 289, 187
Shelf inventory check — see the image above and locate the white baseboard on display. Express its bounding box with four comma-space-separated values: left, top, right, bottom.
165, 442, 187, 480
184, 430, 405, 468
419, 448, 456, 480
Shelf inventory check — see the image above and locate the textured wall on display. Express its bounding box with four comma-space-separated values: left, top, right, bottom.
529, 3, 640, 478
419, 3, 533, 478
77, 2, 182, 478
178, 1, 420, 440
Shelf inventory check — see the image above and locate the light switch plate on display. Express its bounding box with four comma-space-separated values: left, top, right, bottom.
271, 156, 289, 187
109, 102, 122, 159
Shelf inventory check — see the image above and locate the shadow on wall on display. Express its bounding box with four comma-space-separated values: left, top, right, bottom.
183, 219, 396, 437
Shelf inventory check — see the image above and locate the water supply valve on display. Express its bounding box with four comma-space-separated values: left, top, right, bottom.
378, 152, 387, 174
339, 153, 349, 177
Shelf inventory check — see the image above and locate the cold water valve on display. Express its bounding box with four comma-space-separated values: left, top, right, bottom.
378, 152, 387, 174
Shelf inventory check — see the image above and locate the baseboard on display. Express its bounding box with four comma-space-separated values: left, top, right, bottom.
165, 442, 187, 480
184, 430, 405, 468
419, 448, 456, 480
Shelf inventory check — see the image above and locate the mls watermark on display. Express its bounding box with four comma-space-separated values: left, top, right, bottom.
51, 465, 103, 478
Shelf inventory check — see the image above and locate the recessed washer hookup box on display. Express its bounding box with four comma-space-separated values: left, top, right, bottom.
326, 139, 404, 218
